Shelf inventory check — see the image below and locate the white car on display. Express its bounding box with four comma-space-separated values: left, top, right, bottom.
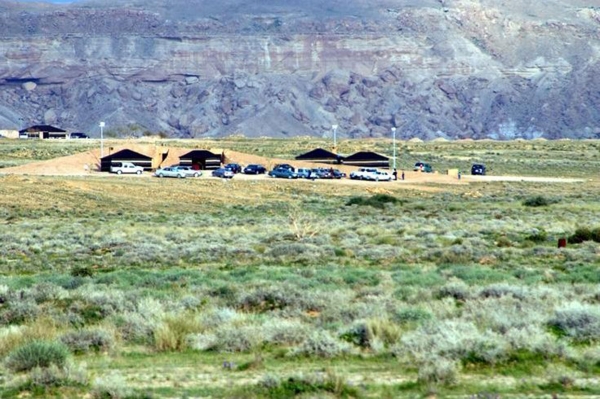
366, 170, 392, 181
155, 166, 187, 178
110, 162, 144, 175
350, 167, 378, 180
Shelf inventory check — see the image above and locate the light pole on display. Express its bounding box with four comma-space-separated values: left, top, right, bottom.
99, 122, 105, 158
332, 124, 338, 151
391, 127, 397, 170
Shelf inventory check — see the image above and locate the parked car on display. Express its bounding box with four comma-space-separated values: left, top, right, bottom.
296, 168, 312, 179
311, 168, 333, 179
69, 132, 89, 139
110, 162, 144, 175
350, 167, 378, 180
171, 165, 202, 177
366, 170, 392, 181
273, 164, 295, 172
414, 162, 433, 173
154, 166, 187, 178
243, 164, 267, 174
332, 169, 346, 179
225, 163, 242, 174
212, 168, 234, 178
471, 163, 486, 175
268, 167, 298, 179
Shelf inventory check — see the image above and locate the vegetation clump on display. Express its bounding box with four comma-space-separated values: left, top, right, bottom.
522, 195, 559, 207
346, 194, 400, 209
256, 371, 360, 398
6, 341, 70, 373
59, 329, 115, 354
568, 226, 600, 244
548, 303, 600, 343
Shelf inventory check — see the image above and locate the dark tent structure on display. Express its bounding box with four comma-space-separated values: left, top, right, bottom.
19, 125, 67, 139
179, 150, 221, 170
343, 151, 390, 168
100, 149, 153, 172
295, 148, 342, 164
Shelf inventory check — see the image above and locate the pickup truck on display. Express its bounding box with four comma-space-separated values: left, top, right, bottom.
110, 162, 144, 175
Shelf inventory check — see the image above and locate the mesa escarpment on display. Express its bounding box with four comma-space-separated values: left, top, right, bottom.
0, 0, 599, 139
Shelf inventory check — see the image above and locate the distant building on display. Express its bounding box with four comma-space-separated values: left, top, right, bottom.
19, 125, 68, 139
343, 151, 390, 168
295, 148, 342, 164
0, 130, 19, 139
100, 149, 153, 172
179, 150, 221, 170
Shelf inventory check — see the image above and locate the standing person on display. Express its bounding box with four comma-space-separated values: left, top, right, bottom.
392, 168, 398, 181
401, 170, 405, 181
458, 170, 461, 180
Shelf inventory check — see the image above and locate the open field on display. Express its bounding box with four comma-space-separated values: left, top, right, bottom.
0, 138, 599, 398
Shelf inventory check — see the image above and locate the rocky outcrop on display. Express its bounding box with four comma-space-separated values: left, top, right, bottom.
0, 0, 599, 139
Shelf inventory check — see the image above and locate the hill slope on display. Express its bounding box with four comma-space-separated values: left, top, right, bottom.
0, 0, 599, 139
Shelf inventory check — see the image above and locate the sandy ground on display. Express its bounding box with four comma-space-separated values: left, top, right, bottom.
463, 175, 585, 183
0, 143, 585, 186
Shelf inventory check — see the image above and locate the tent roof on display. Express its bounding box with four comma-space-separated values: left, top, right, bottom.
343, 151, 389, 162
295, 148, 339, 160
19, 125, 66, 133
100, 149, 152, 161
180, 150, 220, 159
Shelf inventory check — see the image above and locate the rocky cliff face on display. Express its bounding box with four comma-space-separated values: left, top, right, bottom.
1, 0, 599, 139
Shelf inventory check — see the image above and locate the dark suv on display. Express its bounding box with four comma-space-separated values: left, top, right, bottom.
414, 162, 433, 173
471, 164, 486, 175
273, 164, 295, 172
224, 163, 242, 174
243, 164, 266, 174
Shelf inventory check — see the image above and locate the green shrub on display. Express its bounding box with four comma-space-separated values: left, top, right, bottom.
60, 329, 115, 354
153, 313, 202, 352
92, 372, 133, 399
211, 325, 263, 352
341, 318, 402, 351
548, 303, 600, 342
417, 356, 460, 387
522, 195, 557, 207
437, 282, 471, 301
1, 300, 41, 325
70, 265, 95, 278
26, 362, 88, 390
257, 370, 360, 398
346, 194, 400, 209
395, 308, 434, 324
568, 227, 600, 244
6, 341, 70, 372
292, 331, 352, 358
526, 228, 548, 243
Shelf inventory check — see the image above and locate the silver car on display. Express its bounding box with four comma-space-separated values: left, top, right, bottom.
154, 166, 187, 178
171, 165, 202, 177
212, 168, 234, 178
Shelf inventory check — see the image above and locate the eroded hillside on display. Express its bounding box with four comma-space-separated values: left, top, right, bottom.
0, 0, 599, 139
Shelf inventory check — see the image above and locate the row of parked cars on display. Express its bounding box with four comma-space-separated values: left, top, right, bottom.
266, 164, 348, 179
412, 161, 487, 175
111, 160, 487, 180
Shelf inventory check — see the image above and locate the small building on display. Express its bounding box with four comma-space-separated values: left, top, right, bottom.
19, 125, 68, 139
0, 130, 19, 139
295, 148, 342, 164
343, 151, 390, 168
179, 150, 221, 170
100, 149, 153, 172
